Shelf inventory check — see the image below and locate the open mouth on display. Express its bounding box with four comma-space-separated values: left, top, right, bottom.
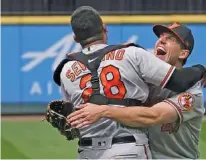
156, 46, 167, 56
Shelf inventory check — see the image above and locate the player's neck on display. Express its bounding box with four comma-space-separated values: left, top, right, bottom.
175, 62, 183, 69
83, 40, 106, 49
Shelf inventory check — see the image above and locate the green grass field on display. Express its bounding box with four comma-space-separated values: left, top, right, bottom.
1, 119, 206, 159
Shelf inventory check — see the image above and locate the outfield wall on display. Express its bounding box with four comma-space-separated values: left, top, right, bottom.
2, 15, 206, 114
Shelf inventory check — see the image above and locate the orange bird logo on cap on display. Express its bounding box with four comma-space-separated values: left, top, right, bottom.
168, 22, 181, 29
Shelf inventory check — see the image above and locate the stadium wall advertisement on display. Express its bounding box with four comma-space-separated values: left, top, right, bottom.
2, 16, 206, 104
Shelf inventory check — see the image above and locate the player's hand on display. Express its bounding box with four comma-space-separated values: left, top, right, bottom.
67, 103, 105, 128
201, 75, 206, 88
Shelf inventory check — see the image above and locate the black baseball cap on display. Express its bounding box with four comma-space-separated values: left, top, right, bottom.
153, 22, 194, 53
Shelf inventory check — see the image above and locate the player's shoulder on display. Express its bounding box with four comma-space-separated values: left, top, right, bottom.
60, 59, 77, 78
122, 45, 152, 57
61, 59, 76, 71
178, 81, 204, 112
123, 45, 146, 52
185, 81, 203, 96
179, 81, 204, 109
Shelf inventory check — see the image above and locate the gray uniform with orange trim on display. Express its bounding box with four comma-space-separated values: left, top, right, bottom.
60, 44, 175, 159
147, 82, 205, 159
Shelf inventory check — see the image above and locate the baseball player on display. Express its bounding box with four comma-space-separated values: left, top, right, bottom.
148, 23, 205, 159
56, 6, 205, 159
68, 23, 205, 159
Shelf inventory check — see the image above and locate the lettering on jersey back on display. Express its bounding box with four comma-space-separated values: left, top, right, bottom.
65, 49, 126, 101
66, 69, 75, 82
66, 49, 125, 82
77, 61, 86, 71
72, 62, 81, 77
102, 49, 125, 61
66, 62, 86, 82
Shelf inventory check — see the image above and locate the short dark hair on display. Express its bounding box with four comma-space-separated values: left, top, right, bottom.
182, 51, 190, 66
178, 38, 191, 66
71, 6, 104, 46
172, 34, 191, 66
177, 38, 190, 65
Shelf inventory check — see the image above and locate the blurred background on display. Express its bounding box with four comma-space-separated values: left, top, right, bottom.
2, 0, 206, 114
1, 0, 206, 159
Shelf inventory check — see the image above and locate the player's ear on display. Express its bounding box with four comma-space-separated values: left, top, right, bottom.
179, 49, 190, 60
73, 35, 80, 43
102, 23, 108, 43
102, 23, 108, 34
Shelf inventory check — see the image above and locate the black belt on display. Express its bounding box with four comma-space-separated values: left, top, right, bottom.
78, 136, 136, 146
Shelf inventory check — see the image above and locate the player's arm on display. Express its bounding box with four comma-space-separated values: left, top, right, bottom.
60, 83, 68, 101
104, 83, 205, 128
60, 80, 75, 110
134, 47, 205, 92
54, 59, 70, 86
67, 83, 204, 128
108, 82, 205, 128
67, 102, 178, 128
163, 82, 205, 123
102, 102, 178, 127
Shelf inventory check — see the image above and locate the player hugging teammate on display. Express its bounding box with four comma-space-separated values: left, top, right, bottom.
46, 6, 206, 159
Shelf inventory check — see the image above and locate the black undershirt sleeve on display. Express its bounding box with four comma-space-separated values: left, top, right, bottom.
165, 65, 205, 92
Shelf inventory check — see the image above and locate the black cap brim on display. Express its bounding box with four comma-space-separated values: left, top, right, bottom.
153, 24, 185, 45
